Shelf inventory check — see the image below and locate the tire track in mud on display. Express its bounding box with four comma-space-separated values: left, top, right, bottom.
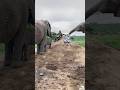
35, 39, 85, 90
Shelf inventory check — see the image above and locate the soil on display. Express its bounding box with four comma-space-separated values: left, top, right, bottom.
35, 39, 85, 90
1, 37, 120, 90
86, 40, 120, 90
0, 39, 85, 90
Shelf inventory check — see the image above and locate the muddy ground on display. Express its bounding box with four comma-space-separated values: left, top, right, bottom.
0, 39, 85, 90
0, 37, 120, 90
35, 39, 85, 90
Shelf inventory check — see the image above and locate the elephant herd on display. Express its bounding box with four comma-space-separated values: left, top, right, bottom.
1, 0, 119, 67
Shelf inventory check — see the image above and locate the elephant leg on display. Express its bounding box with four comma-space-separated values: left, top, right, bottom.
37, 43, 41, 54
49, 43, 51, 48
4, 40, 14, 66
11, 29, 25, 67
44, 44, 47, 52
21, 45, 27, 61
40, 39, 46, 52
12, 41, 23, 67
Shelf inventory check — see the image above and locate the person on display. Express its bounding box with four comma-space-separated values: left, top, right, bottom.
63, 34, 71, 46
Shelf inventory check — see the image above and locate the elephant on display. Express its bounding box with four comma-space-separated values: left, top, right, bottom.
21, 24, 35, 61
0, 0, 34, 67
35, 20, 51, 54
86, 0, 120, 19
69, 23, 85, 34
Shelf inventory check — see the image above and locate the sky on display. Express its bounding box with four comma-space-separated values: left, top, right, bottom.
35, 0, 85, 34
70, 31, 85, 36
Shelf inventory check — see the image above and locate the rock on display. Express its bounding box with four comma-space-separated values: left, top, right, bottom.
79, 86, 85, 90
39, 73, 44, 76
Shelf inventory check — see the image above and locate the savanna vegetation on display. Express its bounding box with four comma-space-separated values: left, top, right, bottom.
87, 23, 120, 49
70, 36, 85, 47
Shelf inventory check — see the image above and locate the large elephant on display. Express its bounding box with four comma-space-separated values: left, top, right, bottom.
0, 0, 34, 66
35, 20, 51, 54
86, 0, 120, 19
21, 24, 35, 61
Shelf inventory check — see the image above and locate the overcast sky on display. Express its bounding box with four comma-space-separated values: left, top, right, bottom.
35, 0, 85, 34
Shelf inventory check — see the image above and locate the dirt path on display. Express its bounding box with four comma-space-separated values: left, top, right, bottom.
35, 39, 85, 90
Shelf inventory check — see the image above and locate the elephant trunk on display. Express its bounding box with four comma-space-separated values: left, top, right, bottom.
47, 23, 52, 37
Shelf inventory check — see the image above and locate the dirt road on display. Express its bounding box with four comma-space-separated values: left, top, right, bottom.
35, 39, 85, 90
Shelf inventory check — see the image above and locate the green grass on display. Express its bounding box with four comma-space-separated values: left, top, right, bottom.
86, 23, 120, 34
87, 23, 120, 49
95, 35, 120, 49
70, 36, 85, 47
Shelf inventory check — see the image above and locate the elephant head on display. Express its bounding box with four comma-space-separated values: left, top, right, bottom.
69, 23, 85, 34
35, 20, 51, 44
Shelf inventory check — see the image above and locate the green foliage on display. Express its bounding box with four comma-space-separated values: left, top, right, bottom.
95, 35, 120, 49
70, 36, 85, 47
51, 32, 58, 41
87, 23, 120, 34
87, 23, 120, 49
47, 36, 52, 44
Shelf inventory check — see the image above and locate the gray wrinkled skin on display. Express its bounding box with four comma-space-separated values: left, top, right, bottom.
35, 20, 51, 54
0, 0, 34, 66
69, 23, 85, 34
